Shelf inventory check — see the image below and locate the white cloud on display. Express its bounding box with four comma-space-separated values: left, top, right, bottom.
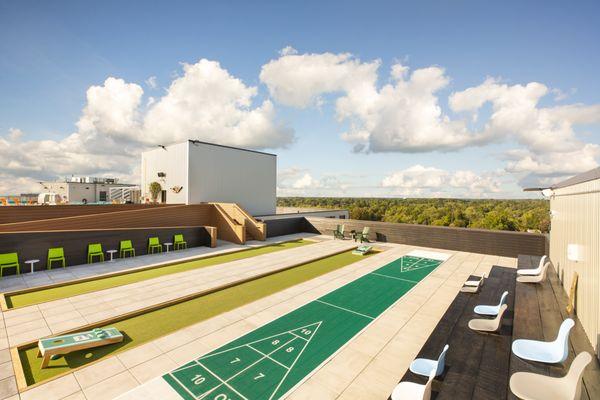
261, 49, 600, 185
382, 165, 501, 197
261, 50, 486, 152
145, 76, 157, 89
2, 59, 294, 194
277, 167, 352, 196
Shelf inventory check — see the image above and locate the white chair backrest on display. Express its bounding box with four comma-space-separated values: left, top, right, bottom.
553, 318, 575, 363
492, 304, 508, 330
422, 369, 436, 400
538, 255, 548, 270
435, 344, 450, 376
539, 261, 550, 280
497, 291, 509, 308
563, 352, 592, 400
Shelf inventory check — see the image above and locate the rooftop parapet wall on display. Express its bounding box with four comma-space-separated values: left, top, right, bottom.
303, 217, 547, 258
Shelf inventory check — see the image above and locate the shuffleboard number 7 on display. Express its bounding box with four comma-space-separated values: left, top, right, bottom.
254, 372, 265, 380
230, 357, 241, 364
192, 374, 205, 385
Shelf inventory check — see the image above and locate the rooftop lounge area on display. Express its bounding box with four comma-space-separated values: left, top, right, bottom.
0, 167, 598, 400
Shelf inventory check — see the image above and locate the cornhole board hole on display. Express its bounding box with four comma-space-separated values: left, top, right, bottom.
37, 327, 123, 368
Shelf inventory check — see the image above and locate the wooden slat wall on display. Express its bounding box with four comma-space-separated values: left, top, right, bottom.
0, 204, 173, 224
0, 226, 212, 273
0, 204, 212, 232
304, 217, 547, 257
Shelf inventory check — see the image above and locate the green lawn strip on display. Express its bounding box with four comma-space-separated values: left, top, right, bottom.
19, 250, 372, 386
7, 240, 310, 309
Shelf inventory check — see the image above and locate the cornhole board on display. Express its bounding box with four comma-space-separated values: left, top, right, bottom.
37, 327, 123, 368
460, 274, 485, 293
352, 245, 372, 256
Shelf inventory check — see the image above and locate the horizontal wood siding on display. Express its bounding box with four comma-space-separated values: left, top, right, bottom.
304, 217, 546, 257
0, 204, 212, 232
0, 226, 211, 273
0, 204, 174, 224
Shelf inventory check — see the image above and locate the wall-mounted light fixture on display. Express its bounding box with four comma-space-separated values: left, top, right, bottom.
567, 244, 583, 262
157, 172, 166, 178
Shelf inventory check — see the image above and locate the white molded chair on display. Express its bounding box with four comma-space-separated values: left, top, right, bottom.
517, 255, 547, 276
512, 318, 575, 364
509, 352, 592, 400
516, 262, 549, 283
409, 344, 449, 377
474, 291, 509, 316
391, 369, 435, 400
469, 304, 507, 333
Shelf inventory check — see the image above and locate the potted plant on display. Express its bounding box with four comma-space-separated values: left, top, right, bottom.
149, 181, 162, 203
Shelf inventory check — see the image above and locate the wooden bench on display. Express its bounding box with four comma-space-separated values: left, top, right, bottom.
509, 255, 600, 400
395, 265, 516, 399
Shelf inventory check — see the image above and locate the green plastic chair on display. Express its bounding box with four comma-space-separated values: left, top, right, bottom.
333, 224, 346, 239
47, 247, 66, 269
120, 240, 135, 258
356, 227, 370, 243
174, 234, 187, 250
148, 237, 162, 254
0, 252, 20, 278
87, 243, 104, 264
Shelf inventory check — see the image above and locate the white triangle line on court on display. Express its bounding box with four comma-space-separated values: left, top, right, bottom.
247, 344, 291, 370
267, 320, 322, 400
197, 321, 322, 361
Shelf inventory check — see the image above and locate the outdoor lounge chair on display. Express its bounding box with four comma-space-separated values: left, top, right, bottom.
512, 318, 574, 364
460, 273, 487, 293
468, 304, 507, 333
0, 252, 20, 277
47, 247, 66, 269
87, 244, 104, 264
120, 240, 135, 258
333, 224, 346, 239
474, 291, 509, 316
174, 234, 187, 250
355, 226, 370, 243
391, 369, 435, 400
509, 352, 592, 400
352, 245, 372, 256
517, 255, 548, 276
148, 237, 162, 254
409, 344, 449, 378
516, 261, 549, 283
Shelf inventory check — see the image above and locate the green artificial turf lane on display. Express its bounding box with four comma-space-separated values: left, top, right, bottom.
7, 240, 311, 309
19, 249, 372, 386
162, 255, 442, 400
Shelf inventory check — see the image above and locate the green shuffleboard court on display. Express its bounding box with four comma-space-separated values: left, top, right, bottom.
119, 251, 449, 400
7, 239, 311, 309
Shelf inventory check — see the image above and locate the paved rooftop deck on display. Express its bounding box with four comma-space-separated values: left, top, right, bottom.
0, 235, 516, 400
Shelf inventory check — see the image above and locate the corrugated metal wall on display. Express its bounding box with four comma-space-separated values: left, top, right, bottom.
550, 179, 600, 353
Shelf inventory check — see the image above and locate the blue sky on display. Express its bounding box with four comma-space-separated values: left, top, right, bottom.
1, 0, 599, 197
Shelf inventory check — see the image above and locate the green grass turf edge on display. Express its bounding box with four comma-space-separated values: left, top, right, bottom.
19, 250, 373, 386
7, 239, 311, 309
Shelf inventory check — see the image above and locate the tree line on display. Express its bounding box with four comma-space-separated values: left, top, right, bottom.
277, 197, 550, 233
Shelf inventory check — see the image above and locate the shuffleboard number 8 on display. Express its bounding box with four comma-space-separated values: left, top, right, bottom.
191, 374, 205, 385
286, 347, 294, 353
214, 395, 230, 400
272, 340, 280, 345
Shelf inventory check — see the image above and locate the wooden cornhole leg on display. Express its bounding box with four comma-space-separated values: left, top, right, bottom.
40, 352, 51, 369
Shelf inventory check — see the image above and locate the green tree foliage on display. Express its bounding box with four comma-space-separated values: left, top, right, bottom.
277, 197, 550, 233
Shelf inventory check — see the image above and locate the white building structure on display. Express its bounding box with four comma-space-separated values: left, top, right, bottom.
40, 177, 137, 204
141, 140, 276, 216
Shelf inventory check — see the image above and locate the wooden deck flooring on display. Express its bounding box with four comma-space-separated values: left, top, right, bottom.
510, 256, 600, 400
397, 265, 516, 399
